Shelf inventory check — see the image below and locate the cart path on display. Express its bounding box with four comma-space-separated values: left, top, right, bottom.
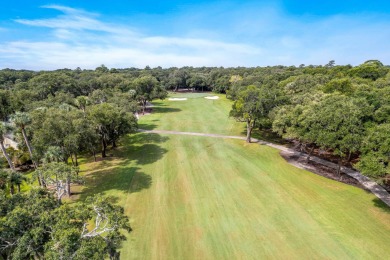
139, 129, 390, 207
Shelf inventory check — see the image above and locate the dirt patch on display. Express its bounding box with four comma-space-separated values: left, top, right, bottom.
280, 151, 367, 190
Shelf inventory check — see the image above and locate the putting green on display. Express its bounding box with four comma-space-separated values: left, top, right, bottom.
80, 93, 390, 259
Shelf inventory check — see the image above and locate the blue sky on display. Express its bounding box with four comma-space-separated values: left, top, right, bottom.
1, 1, 390, 70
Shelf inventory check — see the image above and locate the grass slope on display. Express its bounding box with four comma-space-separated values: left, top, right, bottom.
79, 93, 390, 259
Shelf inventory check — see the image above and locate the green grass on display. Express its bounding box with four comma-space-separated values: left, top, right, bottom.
78, 93, 390, 259
139, 93, 244, 135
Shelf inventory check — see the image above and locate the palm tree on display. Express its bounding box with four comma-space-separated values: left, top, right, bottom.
11, 112, 38, 169
8, 171, 27, 194
75, 96, 89, 114
0, 169, 8, 190
0, 122, 15, 171
43, 146, 64, 163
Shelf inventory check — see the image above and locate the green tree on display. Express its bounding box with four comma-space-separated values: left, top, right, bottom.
349, 60, 388, 80
28, 72, 76, 99
356, 123, 390, 180
230, 85, 285, 142
11, 112, 38, 169
0, 90, 14, 121
74, 95, 89, 114
0, 122, 15, 171
35, 162, 80, 202
187, 73, 208, 91
301, 95, 367, 176
0, 189, 131, 259
43, 146, 64, 163
272, 104, 317, 160
88, 103, 138, 157
133, 75, 167, 114
31, 108, 93, 166
0, 169, 8, 190
8, 171, 27, 194
323, 78, 354, 94
167, 69, 189, 92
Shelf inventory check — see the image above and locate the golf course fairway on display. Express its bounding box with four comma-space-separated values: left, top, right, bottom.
79, 93, 390, 259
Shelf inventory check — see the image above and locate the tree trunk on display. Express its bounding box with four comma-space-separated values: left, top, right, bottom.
337, 159, 342, 180
246, 120, 253, 143
0, 140, 15, 171
142, 100, 147, 115
70, 155, 75, 166
93, 150, 97, 162
347, 151, 352, 162
101, 138, 107, 158
66, 177, 71, 198
75, 154, 78, 167
40, 172, 46, 188
296, 142, 303, 154
306, 147, 315, 162
10, 184, 15, 195
21, 128, 38, 169
1, 252, 8, 260
37, 175, 42, 186
17, 184, 21, 193
112, 139, 117, 148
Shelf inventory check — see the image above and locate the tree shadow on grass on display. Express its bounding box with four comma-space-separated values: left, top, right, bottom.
151, 102, 182, 114
125, 133, 169, 145
153, 106, 182, 114
241, 126, 291, 146
137, 123, 157, 130
372, 198, 390, 213
77, 133, 168, 200
79, 166, 152, 200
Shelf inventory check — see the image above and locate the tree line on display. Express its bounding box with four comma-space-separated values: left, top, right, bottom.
0, 67, 169, 259
228, 60, 390, 182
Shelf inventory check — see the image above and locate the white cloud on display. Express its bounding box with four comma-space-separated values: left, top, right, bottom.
1, 4, 390, 69
1, 5, 262, 69
14, 5, 135, 35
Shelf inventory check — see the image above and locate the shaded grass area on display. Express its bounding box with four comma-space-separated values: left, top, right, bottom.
75, 133, 168, 201
113, 134, 390, 259
249, 128, 292, 146
76, 93, 390, 259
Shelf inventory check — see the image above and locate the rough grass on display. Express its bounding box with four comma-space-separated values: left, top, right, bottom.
78, 93, 390, 259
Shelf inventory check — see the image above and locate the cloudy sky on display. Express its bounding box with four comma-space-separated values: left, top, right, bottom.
1, 0, 390, 70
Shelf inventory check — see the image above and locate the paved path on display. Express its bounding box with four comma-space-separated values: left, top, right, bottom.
139, 129, 390, 207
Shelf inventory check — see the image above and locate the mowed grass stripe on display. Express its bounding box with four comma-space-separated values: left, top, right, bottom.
116, 134, 389, 259
140, 94, 243, 136
193, 138, 345, 259
81, 93, 390, 259
218, 140, 379, 259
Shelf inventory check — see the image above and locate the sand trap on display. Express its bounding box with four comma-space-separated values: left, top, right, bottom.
204, 96, 219, 100
168, 98, 187, 101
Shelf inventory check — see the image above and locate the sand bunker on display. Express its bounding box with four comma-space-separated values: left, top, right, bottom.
204, 96, 220, 100
168, 98, 187, 101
